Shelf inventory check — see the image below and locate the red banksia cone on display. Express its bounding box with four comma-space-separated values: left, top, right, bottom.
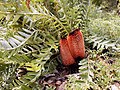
67, 29, 85, 59
60, 38, 75, 66
26, 0, 30, 9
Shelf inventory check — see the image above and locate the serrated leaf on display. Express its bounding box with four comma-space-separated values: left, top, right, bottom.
6, 14, 13, 21
14, 35, 25, 41
18, 31, 30, 38
22, 28, 33, 34
0, 39, 12, 49
8, 50, 16, 58
22, 16, 29, 26
0, 14, 4, 20
20, 85, 32, 90
8, 38, 17, 47
97, 43, 101, 49
30, 5, 39, 13
79, 65, 88, 70
9, 37, 21, 45
13, 15, 21, 23
93, 42, 98, 48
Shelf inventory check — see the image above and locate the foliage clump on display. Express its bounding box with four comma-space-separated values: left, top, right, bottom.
0, 0, 119, 90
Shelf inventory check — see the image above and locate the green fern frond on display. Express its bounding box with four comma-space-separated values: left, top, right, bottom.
0, 1, 102, 90
8, 55, 59, 90
86, 35, 120, 52
0, 0, 89, 52
0, 63, 18, 90
0, 27, 35, 50
0, 1, 69, 51
59, 0, 89, 30
65, 59, 92, 90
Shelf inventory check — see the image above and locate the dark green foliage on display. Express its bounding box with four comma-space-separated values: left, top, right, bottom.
0, 63, 18, 90
92, 0, 117, 11
86, 35, 119, 51
0, 0, 119, 90
0, 0, 88, 89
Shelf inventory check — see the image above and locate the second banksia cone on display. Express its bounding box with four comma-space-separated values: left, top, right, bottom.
60, 38, 75, 66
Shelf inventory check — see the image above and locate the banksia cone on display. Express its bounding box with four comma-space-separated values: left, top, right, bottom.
60, 38, 75, 66
26, 0, 30, 9
67, 29, 85, 59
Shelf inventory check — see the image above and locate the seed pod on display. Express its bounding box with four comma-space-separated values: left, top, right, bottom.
60, 38, 75, 66
67, 29, 85, 59
26, 0, 30, 9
